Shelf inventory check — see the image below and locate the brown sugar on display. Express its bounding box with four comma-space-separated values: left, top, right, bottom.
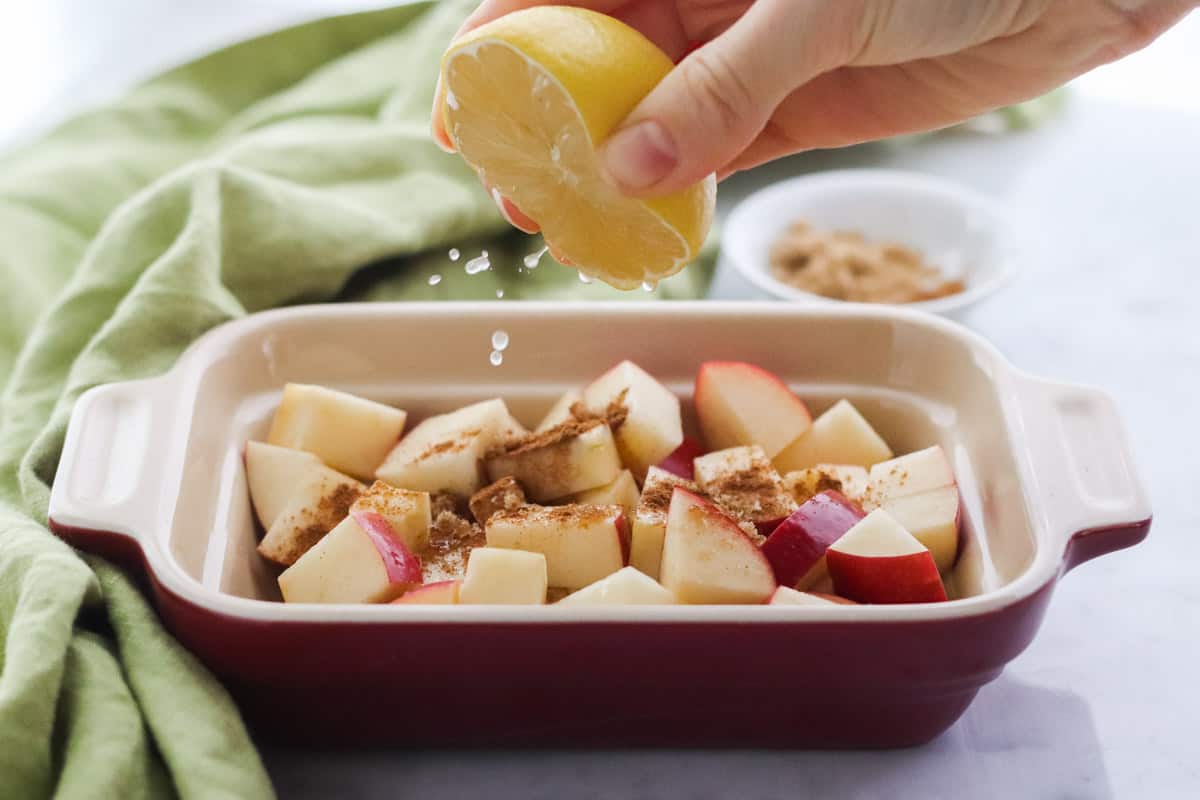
469, 476, 527, 524
770, 220, 965, 304
695, 447, 796, 525
422, 510, 486, 582
430, 491, 466, 518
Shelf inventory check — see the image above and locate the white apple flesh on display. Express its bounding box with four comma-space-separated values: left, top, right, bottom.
257, 466, 363, 566
659, 488, 777, 604
535, 388, 583, 432
628, 467, 697, 580
878, 486, 961, 572
571, 469, 640, 516
485, 503, 629, 589
267, 383, 406, 480
773, 399, 893, 472
768, 586, 855, 606
458, 547, 548, 604
694, 361, 811, 458
583, 360, 683, 480
244, 441, 323, 530
557, 566, 677, 605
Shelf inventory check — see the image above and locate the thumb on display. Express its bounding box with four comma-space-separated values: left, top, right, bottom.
599, 1, 832, 196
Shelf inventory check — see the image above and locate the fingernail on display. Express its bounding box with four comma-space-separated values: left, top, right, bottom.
602, 120, 677, 192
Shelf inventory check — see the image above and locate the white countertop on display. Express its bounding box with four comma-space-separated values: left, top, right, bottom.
3, 3, 1198, 798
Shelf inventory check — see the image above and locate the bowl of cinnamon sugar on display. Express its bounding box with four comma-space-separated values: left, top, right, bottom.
721, 169, 1016, 316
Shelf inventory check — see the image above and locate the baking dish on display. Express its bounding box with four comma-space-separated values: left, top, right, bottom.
48, 302, 1150, 747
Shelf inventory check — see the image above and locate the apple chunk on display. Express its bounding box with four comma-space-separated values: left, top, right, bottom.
277, 511, 422, 603
583, 360, 683, 479
693, 446, 797, 535
375, 399, 515, 498
656, 437, 704, 480
660, 488, 777, 604
393, 580, 461, 605
350, 480, 431, 552
485, 504, 629, 589
774, 399, 893, 472
245, 442, 324, 530
628, 467, 697, 580
257, 466, 363, 566
826, 509, 947, 604
866, 445, 956, 505
769, 586, 855, 606
761, 490, 865, 590
879, 486, 961, 573
557, 566, 677, 605
535, 388, 583, 432
485, 419, 622, 502
459, 547, 547, 604
267, 383, 407, 480
694, 361, 811, 458
783, 464, 869, 506
571, 469, 640, 516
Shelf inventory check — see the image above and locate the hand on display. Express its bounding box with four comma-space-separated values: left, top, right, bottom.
434, 0, 1195, 219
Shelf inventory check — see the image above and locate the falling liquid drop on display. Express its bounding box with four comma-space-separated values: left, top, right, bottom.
428, 274, 442, 286
464, 251, 491, 275
641, 281, 655, 292
489, 350, 504, 367
523, 246, 548, 269
491, 330, 509, 351
578, 273, 593, 284
496, 289, 505, 298
448, 248, 460, 261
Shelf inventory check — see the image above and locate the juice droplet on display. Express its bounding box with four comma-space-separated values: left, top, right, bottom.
496, 289, 505, 298
428, 274, 442, 286
445, 89, 459, 110
491, 330, 509, 351
578, 273, 592, 284
448, 248, 460, 261
489, 350, 504, 367
523, 246, 548, 269
641, 281, 655, 292
464, 252, 491, 275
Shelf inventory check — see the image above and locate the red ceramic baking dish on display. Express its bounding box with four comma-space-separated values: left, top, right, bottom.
48, 302, 1150, 747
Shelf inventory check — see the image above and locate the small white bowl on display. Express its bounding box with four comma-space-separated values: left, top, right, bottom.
721, 169, 1017, 316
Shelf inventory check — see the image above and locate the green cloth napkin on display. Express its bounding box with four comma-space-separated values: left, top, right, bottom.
0, 2, 716, 798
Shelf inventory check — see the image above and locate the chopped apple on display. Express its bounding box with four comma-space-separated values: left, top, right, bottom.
656, 437, 704, 480
694, 361, 811, 458
693, 446, 797, 535
458, 547, 547, 604
485, 504, 629, 589
761, 490, 865, 590
257, 466, 363, 566
375, 399, 515, 498
879, 486, 961, 572
769, 586, 856, 605
571, 469, 640, 516
773, 399, 893, 472
267, 383, 406, 480
485, 419, 622, 502
245, 441, 324, 529
864, 445, 962, 571
783, 464, 870, 505
277, 511, 422, 603
468, 476, 527, 524
535, 388, 583, 432
628, 467, 697, 580
393, 580, 461, 604
350, 481, 431, 552
557, 566, 677, 605
866, 445, 956, 505
583, 360, 683, 479
659, 488, 777, 604
825, 509, 947, 604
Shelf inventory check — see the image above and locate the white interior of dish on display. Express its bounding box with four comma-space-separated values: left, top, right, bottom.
721, 169, 1017, 315
157, 304, 1036, 607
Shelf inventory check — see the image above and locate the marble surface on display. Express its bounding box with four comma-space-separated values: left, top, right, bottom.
3, 3, 1198, 798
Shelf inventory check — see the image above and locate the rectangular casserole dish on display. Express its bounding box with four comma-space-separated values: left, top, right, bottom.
48, 302, 1150, 747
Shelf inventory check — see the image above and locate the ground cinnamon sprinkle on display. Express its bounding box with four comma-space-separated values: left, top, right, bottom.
488, 417, 604, 458
695, 447, 795, 524
569, 389, 629, 431
469, 476, 526, 524
416, 428, 480, 461
422, 510, 486, 581
770, 220, 965, 304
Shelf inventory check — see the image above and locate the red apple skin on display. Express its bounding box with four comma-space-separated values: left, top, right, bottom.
761, 491, 866, 587
826, 550, 947, 604
351, 510, 423, 585
392, 580, 460, 604
657, 438, 704, 480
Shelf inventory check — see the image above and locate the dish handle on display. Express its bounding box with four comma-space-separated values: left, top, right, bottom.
1016, 375, 1152, 573
48, 375, 179, 566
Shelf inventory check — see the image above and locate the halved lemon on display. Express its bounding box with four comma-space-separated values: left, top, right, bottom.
439, 6, 715, 290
